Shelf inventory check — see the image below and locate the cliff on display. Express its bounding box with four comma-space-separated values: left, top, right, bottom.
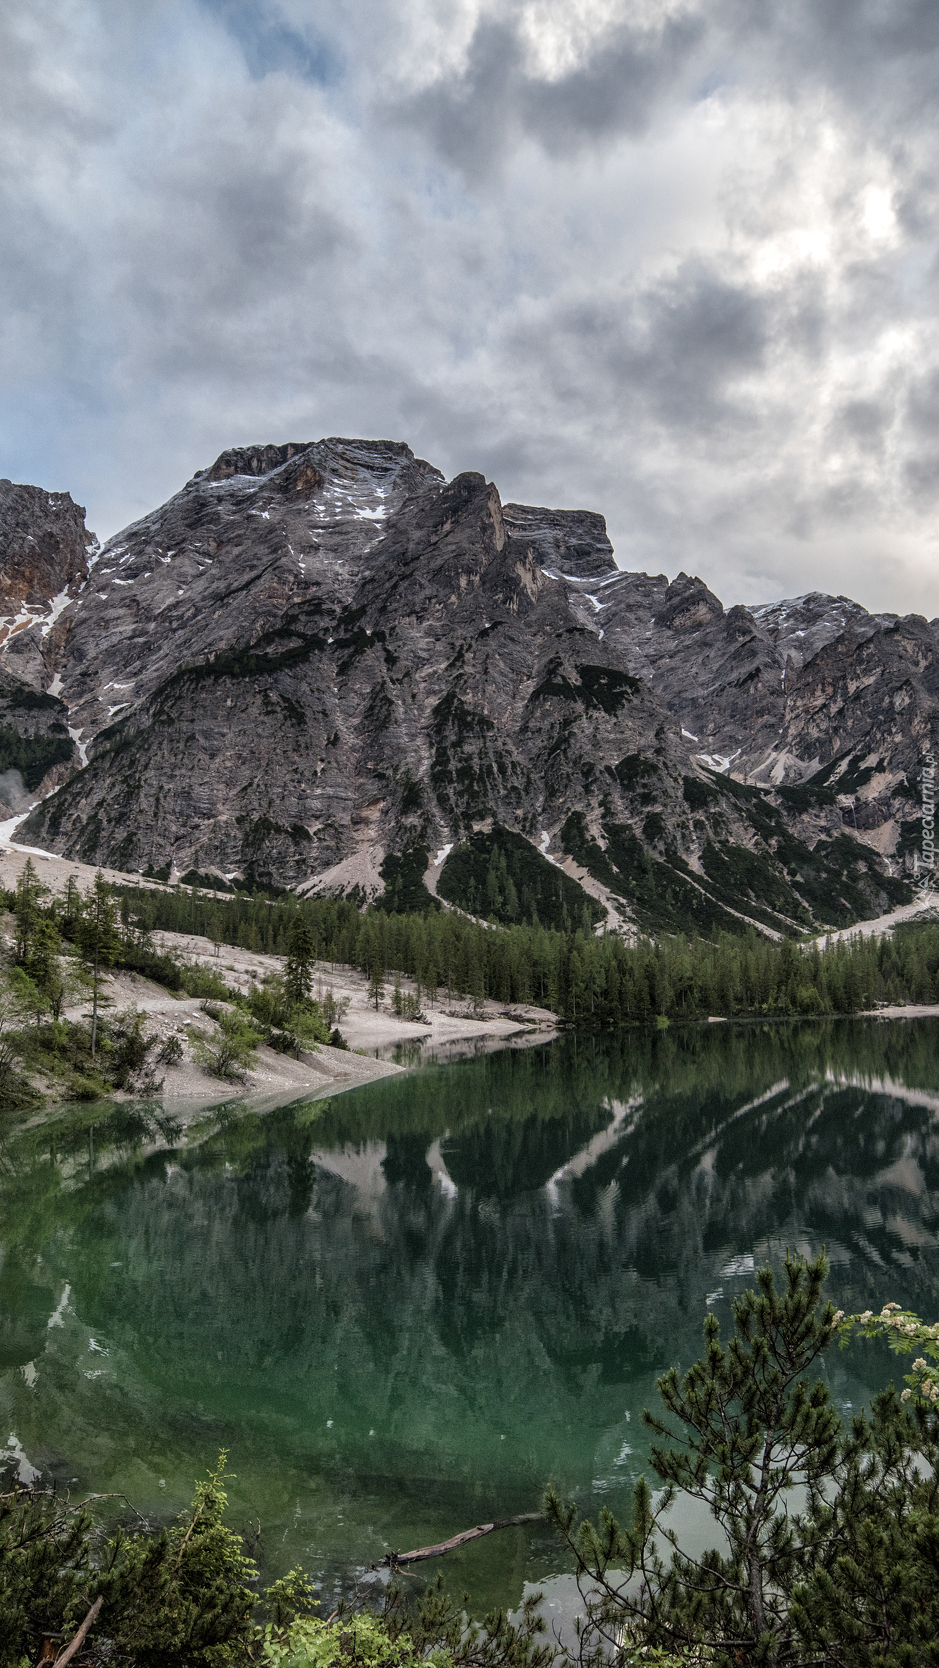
1, 440, 929, 935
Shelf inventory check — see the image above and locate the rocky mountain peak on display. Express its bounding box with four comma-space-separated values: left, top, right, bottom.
0, 436, 931, 937
655, 572, 725, 632
747, 592, 900, 672
0, 478, 94, 633
199, 444, 325, 503
197, 442, 314, 483
501, 503, 616, 579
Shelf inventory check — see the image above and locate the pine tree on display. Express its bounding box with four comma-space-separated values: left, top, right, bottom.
284, 916, 316, 1008
75, 873, 122, 1058
547, 1254, 849, 1664
13, 858, 45, 965
25, 916, 64, 1023
64, 872, 81, 930
791, 1387, 939, 1665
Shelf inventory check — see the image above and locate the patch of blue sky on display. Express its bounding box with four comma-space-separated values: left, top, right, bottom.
198, 0, 342, 87
690, 62, 734, 104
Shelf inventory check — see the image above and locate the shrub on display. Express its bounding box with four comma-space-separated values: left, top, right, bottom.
178, 964, 236, 1001
108, 1007, 163, 1092
0, 1455, 256, 1668
191, 1007, 263, 1083
261, 1577, 552, 1668
260, 1611, 444, 1668
247, 978, 336, 1048
156, 1032, 184, 1066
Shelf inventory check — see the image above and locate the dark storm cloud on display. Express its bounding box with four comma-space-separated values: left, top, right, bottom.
389, 19, 525, 178
522, 15, 707, 151
391, 1, 939, 179
3, 0, 939, 615
620, 267, 769, 425
741, 0, 939, 90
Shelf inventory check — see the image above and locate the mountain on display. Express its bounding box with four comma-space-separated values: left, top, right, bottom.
0, 439, 932, 937
0, 477, 93, 623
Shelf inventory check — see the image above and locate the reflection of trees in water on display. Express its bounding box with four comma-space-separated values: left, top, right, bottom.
575, 1080, 939, 1317
19, 1022, 927, 1489
0, 1018, 937, 1494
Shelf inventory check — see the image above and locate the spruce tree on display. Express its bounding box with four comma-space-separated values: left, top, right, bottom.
75, 873, 122, 1058
284, 915, 316, 1008
369, 952, 385, 1011
24, 916, 63, 1023
12, 858, 44, 966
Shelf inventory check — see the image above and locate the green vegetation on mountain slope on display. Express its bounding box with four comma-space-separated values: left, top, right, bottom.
437, 825, 604, 931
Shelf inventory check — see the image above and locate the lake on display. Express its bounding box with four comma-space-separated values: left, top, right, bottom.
1, 1018, 938, 1615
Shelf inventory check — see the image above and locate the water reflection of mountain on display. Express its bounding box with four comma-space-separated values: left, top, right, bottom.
0, 1019, 937, 1591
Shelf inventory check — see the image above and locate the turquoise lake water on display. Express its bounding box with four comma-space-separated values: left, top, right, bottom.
1, 1018, 937, 1613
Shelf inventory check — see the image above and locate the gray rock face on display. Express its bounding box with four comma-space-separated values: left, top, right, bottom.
501, 503, 617, 580
13, 448, 680, 890
0, 667, 74, 810
0, 438, 931, 930
0, 478, 93, 633
580, 571, 936, 794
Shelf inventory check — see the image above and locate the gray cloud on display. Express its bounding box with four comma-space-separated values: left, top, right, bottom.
521, 14, 707, 150
393, 8, 707, 177
3, 0, 939, 616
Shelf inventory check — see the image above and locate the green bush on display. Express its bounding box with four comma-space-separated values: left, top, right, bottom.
0, 1456, 256, 1668
178, 964, 236, 1001
191, 1007, 263, 1083
0, 1459, 552, 1668
247, 976, 336, 1049
108, 1008, 163, 1092
247, 975, 293, 1031
260, 1612, 450, 1668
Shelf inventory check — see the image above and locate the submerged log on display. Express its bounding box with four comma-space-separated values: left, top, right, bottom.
376, 1512, 542, 1570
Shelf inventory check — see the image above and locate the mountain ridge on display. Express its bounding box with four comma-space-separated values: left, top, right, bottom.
0, 440, 932, 937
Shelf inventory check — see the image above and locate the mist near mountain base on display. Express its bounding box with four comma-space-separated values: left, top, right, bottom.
0, 769, 27, 814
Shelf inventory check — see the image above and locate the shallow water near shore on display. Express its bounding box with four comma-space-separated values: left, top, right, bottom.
1, 1016, 938, 1614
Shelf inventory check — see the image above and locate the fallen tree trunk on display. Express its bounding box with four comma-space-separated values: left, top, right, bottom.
376, 1513, 542, 1570
38, 1596, 102, 1668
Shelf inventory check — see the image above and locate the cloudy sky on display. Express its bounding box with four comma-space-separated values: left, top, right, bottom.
3, 1, 939, 615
